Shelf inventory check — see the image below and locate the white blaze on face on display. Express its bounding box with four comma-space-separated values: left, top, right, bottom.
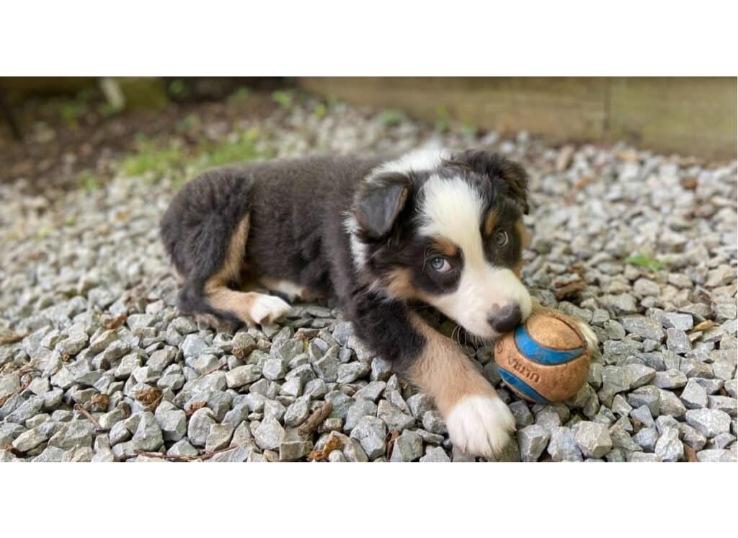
419, 176, 532, 339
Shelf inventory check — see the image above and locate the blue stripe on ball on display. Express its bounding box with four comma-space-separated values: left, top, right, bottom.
514, 324, 584, 365
498, 369, 549, 404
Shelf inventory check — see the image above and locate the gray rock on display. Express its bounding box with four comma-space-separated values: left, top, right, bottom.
303, 378, 327, 399
377, 400, 415, 431
707, 432, 736, 449
623, 364, 656, 389
167, 440, 200, 458
517, 424, 550, 462
389, 430, 424, 462
420, 446, 451, 462
264, 400, 286, 422
312, 347, 340, 382
599, 366, 629, 404
632, 427, 658, 452
535, 406, 563, 432
254, 417, 285, 450
328, 450, 346, 462
658, 389, 687, 418
344, 399, 378, 432
262, 358, 287, 381
32, 446, 73, 462
205, 423, 235, 452
685, 408, 731, 438
622, 316, 663, 340
355, 381, 387, 402
337, 362, 370, 384
696, 449, 735, 462
629, 452, 659, 462
286, 364, 316, 385
708, 395, 737, 417
574, 422, 613, 458
629, 405, 654, 427
627, 386, 661, 416
350, 416, 387, 460
181, 334, 209, 361
188, 407, 216, 447
325, 391, 353, 420
654, 428, 683, 461
422, 410, 448, 435
280, 377, 303, 398
154, 403, 187, 442
652, 369, 688, 389
680, 379, 709, 409
509, 400, 535, 428
547, 427, 583, 461
662, 313, 694, 331
109, 421, 131, 446
284, 395, 311, 427
12, 428, 49, 452
370, 356, 393, 382
5, 396, 44, 424
225, 365, 261, 389
132, 412, 163, 451
611, 394, 633, 417
48, 421, 95, 450
279, 429, 313, 461
666, 328, 691, 354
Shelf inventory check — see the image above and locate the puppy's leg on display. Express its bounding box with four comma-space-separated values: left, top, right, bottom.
348, 294, 514, 459
177, 214, 290, 327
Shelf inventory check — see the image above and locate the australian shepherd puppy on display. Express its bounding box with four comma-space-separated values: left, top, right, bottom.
160, 149, 597, 459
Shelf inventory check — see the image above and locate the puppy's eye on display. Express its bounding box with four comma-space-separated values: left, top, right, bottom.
430, 256, 452, 273
495, 230, 509, 247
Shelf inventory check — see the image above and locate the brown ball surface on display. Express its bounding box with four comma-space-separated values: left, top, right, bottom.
494, 312, 590, 404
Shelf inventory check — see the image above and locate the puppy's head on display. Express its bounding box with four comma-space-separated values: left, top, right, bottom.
347, 149, 532, 340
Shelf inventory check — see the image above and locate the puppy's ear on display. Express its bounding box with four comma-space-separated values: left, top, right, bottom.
353, 173, 410, 238
448, 150, 530, 214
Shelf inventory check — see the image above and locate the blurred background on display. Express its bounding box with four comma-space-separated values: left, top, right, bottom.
1, 76, 735, 194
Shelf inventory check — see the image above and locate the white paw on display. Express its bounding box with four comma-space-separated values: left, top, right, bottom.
572, 319, 599, 355
446, 395, 516, 459
251, 295, 291, 325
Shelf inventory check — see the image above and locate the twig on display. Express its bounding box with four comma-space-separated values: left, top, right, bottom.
553, 280, 587, 301
0, 372, 33, 407
74, 403, 105, 432
0, 331, 29, 345
134, 445, 238, 462
297, 401, 333, 438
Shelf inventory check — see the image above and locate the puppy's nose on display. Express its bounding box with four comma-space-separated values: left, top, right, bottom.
488, 303, 522, 334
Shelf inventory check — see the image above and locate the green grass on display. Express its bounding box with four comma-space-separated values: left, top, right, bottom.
625, 254, 665, 271
119, 127, 271, 184
379, 109, 405, 128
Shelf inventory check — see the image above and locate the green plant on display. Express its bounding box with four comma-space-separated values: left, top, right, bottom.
272, 90, 294, 109
625, 254, 664, 271
435, 105, 450, 132
168, 79, 189, 100
379, 109, 405, 128
228, 87, 251, 104
461, 122, 478, 136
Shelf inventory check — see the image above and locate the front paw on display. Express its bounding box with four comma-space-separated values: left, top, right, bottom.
445, 395, 516, 459
569, 317, 599, 356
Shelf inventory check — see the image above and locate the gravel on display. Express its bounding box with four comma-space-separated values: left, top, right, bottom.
0, 97, 735, 463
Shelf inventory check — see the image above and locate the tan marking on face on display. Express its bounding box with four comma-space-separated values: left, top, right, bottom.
382, 268, 416, 300
431, 237, 459, 258
516, 218, 530, 249
512, 219, 529, 277
406, 313, 497, 416
483, 209, 498, 237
